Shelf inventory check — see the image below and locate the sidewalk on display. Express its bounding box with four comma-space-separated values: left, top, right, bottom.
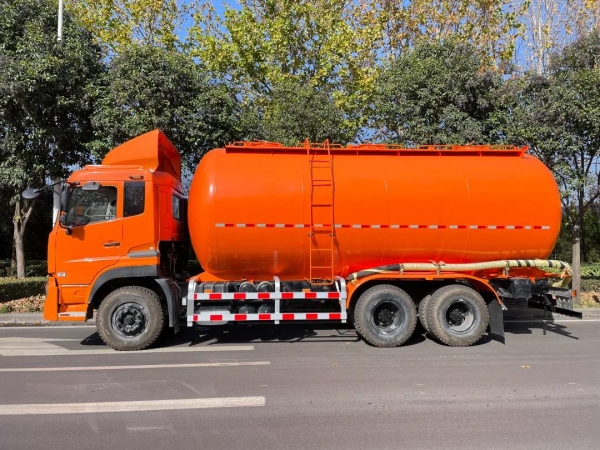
0, 313, 95, 326
1, 308, 599, 326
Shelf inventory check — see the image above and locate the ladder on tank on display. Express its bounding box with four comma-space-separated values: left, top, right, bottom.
306, 139, 335, 285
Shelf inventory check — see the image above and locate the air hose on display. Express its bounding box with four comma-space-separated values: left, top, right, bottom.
348, 259, 572, 287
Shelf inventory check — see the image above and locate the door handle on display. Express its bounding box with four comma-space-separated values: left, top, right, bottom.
103, 241, 120, 248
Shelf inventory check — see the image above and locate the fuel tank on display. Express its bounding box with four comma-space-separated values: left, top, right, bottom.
188, 143, 561, 281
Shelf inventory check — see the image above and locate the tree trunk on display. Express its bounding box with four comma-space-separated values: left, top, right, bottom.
572, 223, 581, 307
13, 201, 26, 278
12, 197, 37, 279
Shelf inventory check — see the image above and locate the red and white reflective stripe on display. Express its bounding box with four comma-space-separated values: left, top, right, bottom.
216, 223, 551, 230
191, 292, 341, 301
189, 312, 346, 322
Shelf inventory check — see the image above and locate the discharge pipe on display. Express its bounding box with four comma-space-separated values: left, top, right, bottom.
348, 260, 572, 287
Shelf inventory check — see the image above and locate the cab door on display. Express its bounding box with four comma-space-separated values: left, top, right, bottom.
54, 182, 123, 286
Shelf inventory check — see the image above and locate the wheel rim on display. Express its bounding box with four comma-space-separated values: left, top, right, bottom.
111, 302, 148, 338
372, 301, 405, 333
443, 299, 475, 333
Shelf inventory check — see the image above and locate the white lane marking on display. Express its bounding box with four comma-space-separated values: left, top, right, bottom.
0, 361, 270, 372
0, 325, 96, 329
0, 397, 266, 415
0, 345, 254, 357
505, 319, 600, 323
0, 337, 81, 349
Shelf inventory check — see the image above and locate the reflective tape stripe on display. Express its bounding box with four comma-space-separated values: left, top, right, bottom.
192, 292, 341, 301
214, 223, 551, 230
190, 312, 346, 322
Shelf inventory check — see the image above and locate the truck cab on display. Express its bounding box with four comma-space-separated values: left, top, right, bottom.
44, 130, 187, 350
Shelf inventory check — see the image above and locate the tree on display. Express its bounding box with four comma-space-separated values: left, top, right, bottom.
520, 0, 600, 74
90, 45, 244, 167
372, 40, 502, 145
351, 0, 525, 67
68, 0, 194, 53
0, 0, 103, 278
260, 78, 353, 146
491, 30, 600, 302
189, 0, 379, 141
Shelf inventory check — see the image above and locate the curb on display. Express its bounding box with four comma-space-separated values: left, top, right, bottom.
0, 313, 95, 326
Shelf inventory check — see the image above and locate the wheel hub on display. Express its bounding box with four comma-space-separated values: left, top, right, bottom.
372, 301, 404, 332
378, 309, 395, 327
113, 303, 146, 337
444, 299, 475, 333
448, 308, 465, 326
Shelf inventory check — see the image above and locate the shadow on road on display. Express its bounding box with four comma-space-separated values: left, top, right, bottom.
78, 317, 580, 349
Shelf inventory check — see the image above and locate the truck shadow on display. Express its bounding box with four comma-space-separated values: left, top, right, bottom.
79, 318, 580, 348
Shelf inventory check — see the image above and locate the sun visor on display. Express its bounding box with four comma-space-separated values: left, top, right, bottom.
102, 130, 181, 181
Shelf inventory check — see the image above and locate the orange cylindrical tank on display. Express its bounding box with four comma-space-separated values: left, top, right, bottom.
188, 144, 561, 281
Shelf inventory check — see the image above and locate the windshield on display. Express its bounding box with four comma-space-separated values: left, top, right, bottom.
65, 186, 117, 226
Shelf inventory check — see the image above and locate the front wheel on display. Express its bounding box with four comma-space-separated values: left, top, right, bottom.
354, 284, 417, 347
97, 286, 166, 351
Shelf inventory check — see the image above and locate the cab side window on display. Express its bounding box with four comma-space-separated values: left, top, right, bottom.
66, 186, 117, 226
124, 182, 145, 217
172, 194, 181, 221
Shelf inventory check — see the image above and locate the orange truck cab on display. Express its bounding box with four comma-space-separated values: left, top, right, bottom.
34, 130, 580, 351
44, 130, 187, 342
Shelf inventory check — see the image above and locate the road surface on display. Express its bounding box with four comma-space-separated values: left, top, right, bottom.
0, 319, 598, 450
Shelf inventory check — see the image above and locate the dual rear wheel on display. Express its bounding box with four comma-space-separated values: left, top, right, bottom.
354, 284, 489, 348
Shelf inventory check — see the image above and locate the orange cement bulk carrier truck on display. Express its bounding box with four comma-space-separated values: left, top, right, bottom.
24, 130, 581, 351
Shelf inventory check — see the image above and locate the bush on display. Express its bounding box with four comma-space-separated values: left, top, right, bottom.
0, 260, 47, 277
581, 278, 600, 293
0, 277, 47, 301
581, 264, 600, 278
25, 261, 47, 277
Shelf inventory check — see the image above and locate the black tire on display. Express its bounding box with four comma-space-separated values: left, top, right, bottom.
418, 293, 433, 333
354, 284, 417, 348
97, 286, 166, 351
426, 284, 489, 347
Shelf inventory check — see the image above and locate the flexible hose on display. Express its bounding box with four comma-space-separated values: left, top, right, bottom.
348, 260, 572, 286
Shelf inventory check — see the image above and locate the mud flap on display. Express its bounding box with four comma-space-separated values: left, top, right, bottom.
488, 300, 505, 343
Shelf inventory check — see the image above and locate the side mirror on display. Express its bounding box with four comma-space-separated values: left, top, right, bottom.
59, 214, 72, 235
60, 185, 69, 213
22, 188, 41, 200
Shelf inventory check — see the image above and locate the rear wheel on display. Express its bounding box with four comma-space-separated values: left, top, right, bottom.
426, 284, 488, 347
97, 286, 166, 351
418, 293, 433, 333
354, 284, 417, 348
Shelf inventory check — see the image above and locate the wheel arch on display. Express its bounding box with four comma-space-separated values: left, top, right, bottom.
347, 273, 502, 308
88, 265, 179, 329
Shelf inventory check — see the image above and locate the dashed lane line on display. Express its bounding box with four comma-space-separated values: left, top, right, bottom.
0, 345, 255, 357
0, 397, 266, 415
0, 361, 270, 372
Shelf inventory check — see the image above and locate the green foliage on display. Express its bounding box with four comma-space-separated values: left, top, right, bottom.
581, 264, 600, 278
0, 277, 46, 301
372, 40, 502, 145
190, 0, 377, 141
68, 0, 194, 53
581, 278, 600, 292
91, 45, 244, 167
260, 78, 353, 146
0, 0, 104, 194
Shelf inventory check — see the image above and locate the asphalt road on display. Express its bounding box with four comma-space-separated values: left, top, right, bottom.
0, 319, 599, 450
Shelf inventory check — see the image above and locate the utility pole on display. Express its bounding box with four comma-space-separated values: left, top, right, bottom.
57, 0, 63, 42
53, 0, 64, 224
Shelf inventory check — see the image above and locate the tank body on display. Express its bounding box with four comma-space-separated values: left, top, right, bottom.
188, 145, 562, 281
